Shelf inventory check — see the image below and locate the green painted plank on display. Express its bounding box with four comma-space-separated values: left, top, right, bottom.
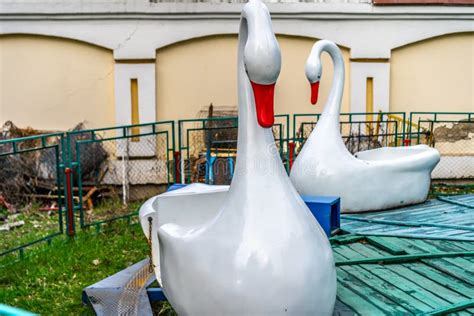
366, 236, 407, 255
342, 215, 474, 232
437, 196, 474, 209
337, 269, 410, 315
400, 239, 474, 277
349, 242, 390, 257
392, 239, 474, 285
331, 235, 366, 245
420, 240, 474, 274
348, 243, 469, 306
343, 265, 432, 313
336, 251, 474, 266
442, 240, 474, 252
348, 243, 461, 310
334, 246, 369, 261
447, 312, 472, 316
336, 281, 384, 315
422, 258, 474, 286
365, 265, 451, 310
387, 264, 468, 305
333, 251, 347, 262
425, 298, 474, 316
403, 263, 474, 298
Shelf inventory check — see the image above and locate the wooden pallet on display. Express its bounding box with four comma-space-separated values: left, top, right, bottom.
332, 234, 474, 315
342, 195, 474, 241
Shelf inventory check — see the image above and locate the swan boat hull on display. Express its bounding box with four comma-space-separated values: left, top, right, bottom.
291, 144, 440, 213
140, 183, 336, 315
291, 39, 440, 213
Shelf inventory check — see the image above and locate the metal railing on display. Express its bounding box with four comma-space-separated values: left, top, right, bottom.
0, 111, 472, 259
292, 112, 406, 155
408, 112, 474, 179
0, 133, 65, 258
177, 114, 289, 184
65, 121, 175, 229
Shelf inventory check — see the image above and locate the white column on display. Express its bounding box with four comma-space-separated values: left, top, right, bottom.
350, 61, 390, 113
114, 62, 156, 156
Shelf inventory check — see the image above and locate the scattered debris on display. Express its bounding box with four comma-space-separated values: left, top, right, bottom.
0, 195, 15, 213
433, 119, 474, 143
0, 220, 25, 232
0, 121, 108, 208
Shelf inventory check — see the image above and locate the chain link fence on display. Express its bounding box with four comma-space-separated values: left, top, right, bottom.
66, 122, 175, 228
292, 112, 406, 156
0, 133, 65, 258
1, 112, 472, 259
178, 115, 289, 184
407, 112, 474, 180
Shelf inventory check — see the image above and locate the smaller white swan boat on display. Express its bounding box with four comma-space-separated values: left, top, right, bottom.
290, 40, 440, 213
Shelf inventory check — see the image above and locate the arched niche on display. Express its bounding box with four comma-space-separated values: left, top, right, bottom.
155, 34, 351, 123
390, 32, 474, 113
0, 34, 115, 130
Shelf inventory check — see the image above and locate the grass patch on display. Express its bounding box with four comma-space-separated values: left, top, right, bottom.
1, 203, 60, 254
429, 182, 474, 198
83, 199, 143, 226
0, 222, 148, 315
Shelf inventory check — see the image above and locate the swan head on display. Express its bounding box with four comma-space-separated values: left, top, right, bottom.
242, 0, 281, 128
305, 56, 322, 105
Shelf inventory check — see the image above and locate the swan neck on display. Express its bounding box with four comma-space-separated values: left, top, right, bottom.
319, 43, 344, 117
232, 13, 285, 185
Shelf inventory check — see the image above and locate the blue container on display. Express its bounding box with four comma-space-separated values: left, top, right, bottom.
302, 195, 340, 237
167, 183, 188, 192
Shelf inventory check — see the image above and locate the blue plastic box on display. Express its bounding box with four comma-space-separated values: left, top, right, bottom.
302, 195, 340, 237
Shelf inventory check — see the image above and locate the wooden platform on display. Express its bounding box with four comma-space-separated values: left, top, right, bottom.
341, 195, 474, 241
333, 195, 474, 315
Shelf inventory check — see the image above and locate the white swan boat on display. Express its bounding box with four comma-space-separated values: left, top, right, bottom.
139, 1, 336, 315
290, 40, 440, 213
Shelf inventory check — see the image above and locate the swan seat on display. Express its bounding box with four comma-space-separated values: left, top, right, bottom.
290, 39, 441, 213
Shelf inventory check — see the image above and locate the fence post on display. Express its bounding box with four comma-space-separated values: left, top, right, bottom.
174, 151, 181, 184
289, 142, 296, 170
64, 167, 75, 237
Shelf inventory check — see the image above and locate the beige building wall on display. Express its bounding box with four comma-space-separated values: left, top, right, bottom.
155, 35, 351, 123
0, 35, 115, 131
390, 32, 474, 114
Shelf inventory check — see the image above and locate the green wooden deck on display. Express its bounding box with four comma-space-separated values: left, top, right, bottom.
332, 195, 474, 316
341, 195, 474, 241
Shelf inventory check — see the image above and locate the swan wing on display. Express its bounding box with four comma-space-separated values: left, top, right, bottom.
139, 184, 229, 285
355, 145, 440, 172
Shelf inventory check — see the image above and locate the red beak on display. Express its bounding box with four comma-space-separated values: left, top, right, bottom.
250, 81, 275, 128
310, 82, 320, 105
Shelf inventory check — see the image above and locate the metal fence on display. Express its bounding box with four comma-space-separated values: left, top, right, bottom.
65, 121, 175, 229
178, 115, 289, 184
408, 112, 474, 179
292, 112, 407, 155
0, 112, 472, 258
0, 133, 65, 258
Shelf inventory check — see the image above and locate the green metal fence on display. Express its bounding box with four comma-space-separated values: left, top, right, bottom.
292, 112, 407, 155
0, 133, 65, 258
65, 121, 175, 229
177, 115, 289, 184
1, 111, 472, 258
408, 112, 474, 179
